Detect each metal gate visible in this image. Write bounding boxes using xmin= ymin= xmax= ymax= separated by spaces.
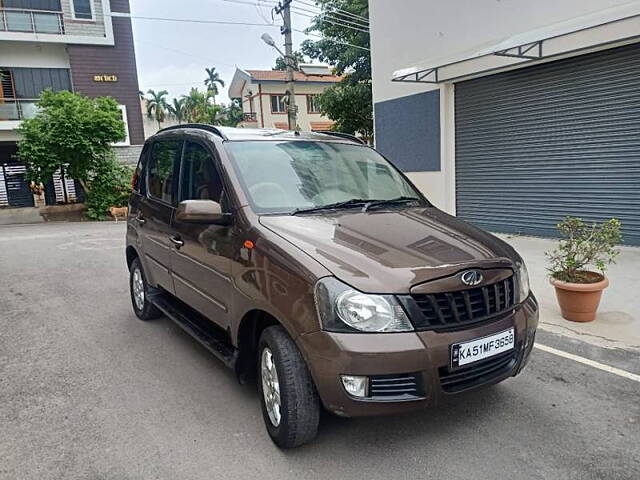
xmin=455 ymin=42 xmax=640 ymax=245
xmin=0 ymin=163 xmax=35 ymax=208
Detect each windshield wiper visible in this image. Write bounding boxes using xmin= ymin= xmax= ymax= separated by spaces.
xmin=291 ymin=198 xmax=370 ymax=215
xmin=362 ymin=196 xmax=422 ymax=212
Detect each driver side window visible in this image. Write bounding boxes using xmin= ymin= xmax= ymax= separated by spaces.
xmin=179 ymin=142 xmax=223 ymax=203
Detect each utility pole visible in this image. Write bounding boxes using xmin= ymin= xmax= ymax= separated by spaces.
xmin=275 ymin=0 xmax=298 ymax=130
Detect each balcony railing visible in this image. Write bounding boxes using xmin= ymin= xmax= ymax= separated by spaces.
xmin=0 ymin=99 xmax=39 ymax=121
xmin=0 ymin=8 xmax=64 ymax=35
xmin=243 ymin=112 xmax=258 ymax=122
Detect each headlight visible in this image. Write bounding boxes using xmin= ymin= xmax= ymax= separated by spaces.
xmin=314 ymin=277 xmax=413 ymax=333
xmin=516 ymin=260 xmax=530 ymax=302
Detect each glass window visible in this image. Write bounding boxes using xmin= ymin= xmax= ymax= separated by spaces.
xmin=72 ymin=0 xmax=93 ymax=19
xmin=307 ymin=95 xmax=321 ymax=114
xmin=33 ymin=13 xmax=62 ymax=33
xmin=147 ymin=140 xmax=181 ymax=204
xmin=179 ymin=142 xmax=223 ymax=202
xmin=225 ymin=141 xmax=421 ymax=214
xmin=5 ymin=11 xmax=32 ymax=31
xmin=270 ymin=95 xmax=287 ymax=113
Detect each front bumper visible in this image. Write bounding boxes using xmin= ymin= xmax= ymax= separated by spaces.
xmin=297 ymin=294 xmax=538 ymax=417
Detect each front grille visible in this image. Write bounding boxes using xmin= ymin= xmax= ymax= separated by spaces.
xmin=439 ymin=349 xmax=517 ymax=393
xmin=408 ymin=275 xmax=516 ymax=330
xmin=368 ymin=373 xmax=424 ymax=400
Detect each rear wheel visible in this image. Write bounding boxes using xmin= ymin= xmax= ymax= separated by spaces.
xmin=258 ymin=325 xmax=320 ymax=448
xmin=129 ymin=257 xmax=162 ymax=321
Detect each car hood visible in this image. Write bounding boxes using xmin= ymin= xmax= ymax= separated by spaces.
xmin=259 ymin=207 xmax=518 ymax=293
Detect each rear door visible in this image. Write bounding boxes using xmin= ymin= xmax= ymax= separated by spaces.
xmin=138 ymin=138 xmax=183 ymax=293
xmin=170 ymin=140 xmax=233 ymax=329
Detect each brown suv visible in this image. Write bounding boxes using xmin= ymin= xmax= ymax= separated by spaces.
xmin=126 ymin=125 xmax=538 ymax=448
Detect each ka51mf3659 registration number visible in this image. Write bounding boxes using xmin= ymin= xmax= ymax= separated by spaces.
xmin=450 ymin=328 xmax=515 ymax=368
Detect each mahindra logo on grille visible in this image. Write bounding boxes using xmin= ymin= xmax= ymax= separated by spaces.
xmin=461 ymin=270 xmax=483 ymax=287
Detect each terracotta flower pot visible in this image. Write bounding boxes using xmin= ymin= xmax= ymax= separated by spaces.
xmin=549 ymin=272 xmax=609 ymax=323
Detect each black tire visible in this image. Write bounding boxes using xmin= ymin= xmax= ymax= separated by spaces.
xmin=129 ymin=257 xmax=162 ymax=321
xmin=258 ymin=325 xmax=320 ymax=448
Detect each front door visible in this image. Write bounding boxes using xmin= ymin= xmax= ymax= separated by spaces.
xmin=170 ymin=140 xmax=233 ymax=329
xmin=139 ymin=139 xmax=182 ymax=293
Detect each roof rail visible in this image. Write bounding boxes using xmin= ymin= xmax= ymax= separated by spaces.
xmin=157 ymin=123 xmax=228 ymax=140
xmin=315 ymin=131 xmax=365 ymax=145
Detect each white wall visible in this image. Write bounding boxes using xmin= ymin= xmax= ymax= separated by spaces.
xmin=370 ymin=0 xmax=632 ymax=103
xmin=0 ymin=42 xmax=69 ymax=68
xmin=249 ymin=82 xmax=335 ymax=131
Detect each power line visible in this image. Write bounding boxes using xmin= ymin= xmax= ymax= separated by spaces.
xmin=289 ymin=9 xmax=369 ymax=33
xmin=294 ymin=0 xmax=369 ymax=23
xmin=290 ymin=4 xmax=369 ymax=30
xmin=293 ymin=28 xmax=369 ymax=51
xmin=215 ymin=0 xmax=369 ymax=33
xmin=291 ymin=0 xmax=368 ymax=27
xmin=107 ymin=13 xmax=274 ymax=27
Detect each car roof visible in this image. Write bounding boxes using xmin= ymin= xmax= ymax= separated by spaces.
xmin=153 ymin=124 xmax=364 ymax=145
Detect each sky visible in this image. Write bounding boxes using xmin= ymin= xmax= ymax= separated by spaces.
xmin=131 ymin=0 xmax=312 ymax=104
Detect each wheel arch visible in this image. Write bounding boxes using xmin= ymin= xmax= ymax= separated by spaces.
xmin=126 ymin=245 xmax=140 ymax=271
xmin=235 ymin=309 xmax=285 ymax=382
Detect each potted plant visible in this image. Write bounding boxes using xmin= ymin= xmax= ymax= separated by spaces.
xmin=546 ymin=217 xmax=622 ymax=322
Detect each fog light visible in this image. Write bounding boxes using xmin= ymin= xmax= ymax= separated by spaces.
xmin=341 ymin=375 xmax=368 ymax=398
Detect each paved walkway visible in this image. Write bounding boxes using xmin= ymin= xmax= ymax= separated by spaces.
xmin=497 ymin=233 xmax=640 ymax=351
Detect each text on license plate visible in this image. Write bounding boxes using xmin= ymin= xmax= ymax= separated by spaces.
xmin=451 ymin=328 xmax=515 ymax=367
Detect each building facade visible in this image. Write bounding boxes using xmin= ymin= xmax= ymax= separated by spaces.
xmin=228 ymin=65 xmax=339 ymax=131
xmin=370 ymin=0 xmax=640 ymax=245
xmin=0 ymin=0 xmax=143 ymax=208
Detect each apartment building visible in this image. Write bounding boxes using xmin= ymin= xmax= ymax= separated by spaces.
xmin=0 ymin=0 xmax=143 ymax=209
xmin=228 ymin=65 xmax=340 ymax=131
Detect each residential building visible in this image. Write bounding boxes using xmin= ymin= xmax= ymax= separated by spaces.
xmin=0 ymin=0 xmax=143 ymax=209
xmin=228 ymin=64 xmax=340 ymax=131
xmin=370 ymin=0 xmax=640 ymax=245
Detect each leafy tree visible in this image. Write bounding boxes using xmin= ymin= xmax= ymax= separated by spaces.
xmin=146 ymin=89 xmax=169 ymax=129
xmin=16 ymin=90 xmax=125 ymax=191
xmin=182 ymin=88 xmax=224 ymax=125
xmin=220 ymin=98 xmax=243 ymax=127
xmin=85 ymin=156 xmax=133 ymax=220
xmin=274 ymin=51 xmax=306 ymax=71
xmin=204 ymin=67 xmax=225 ymax=105
xmin=168 ymin=97 xmax=187 ymax=124
xmin=301 ymin=0 xmax=372 ymax=141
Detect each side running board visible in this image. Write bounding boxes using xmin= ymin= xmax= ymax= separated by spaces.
xmin=150 ymin=293 xmax=238 ymax=370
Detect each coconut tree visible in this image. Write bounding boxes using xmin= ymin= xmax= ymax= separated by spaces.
xmin=146 ymin=89 xmax=169 ymax=129
xmin=168 ymin=97 xmax=187 ymax=124
xmin=204 ymin=67 xmax=225 ymax=105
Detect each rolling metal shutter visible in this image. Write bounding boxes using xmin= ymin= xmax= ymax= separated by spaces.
xmin=455 ymin=42 xmax=640 ymax=245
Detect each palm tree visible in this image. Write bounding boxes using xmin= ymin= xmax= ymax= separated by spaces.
xmin=146 ymin=89 xmax=169 ymax=129
xmin=182 ymin=88 xmax=208 ymax=122
xmin=204 ymin=67 xmax=225 ymax=105
xmin=168 ymin=97 xmax=186 ymax=124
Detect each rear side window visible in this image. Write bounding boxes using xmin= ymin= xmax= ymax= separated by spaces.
xmin=179 ymin=142 xmax=223 ymax=202
xmin=147 ymin=140 xmax=182 ymax=204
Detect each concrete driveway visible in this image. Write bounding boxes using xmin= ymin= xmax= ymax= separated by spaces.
xmin=1 ymin=222 xmax=639 ymax=480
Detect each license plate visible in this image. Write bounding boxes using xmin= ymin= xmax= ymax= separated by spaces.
xmin=450 ymin=328 xmax=515 ymax=368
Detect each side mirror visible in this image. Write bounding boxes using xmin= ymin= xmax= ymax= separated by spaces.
xmin=175 ymin=200 xmax=232 ymax=225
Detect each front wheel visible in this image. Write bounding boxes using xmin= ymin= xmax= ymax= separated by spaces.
xmin=129 ymin=257 xmax=162 ymax=321
xmin=258 ymin=326 xmax=320 ymax=448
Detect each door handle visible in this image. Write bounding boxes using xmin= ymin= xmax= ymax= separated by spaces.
xmin=135 ymin=214 xmax=146 ymax=225
xmin=169 ymin=235 xmax=184 ymax=248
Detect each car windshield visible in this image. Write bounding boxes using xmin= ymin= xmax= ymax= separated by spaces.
xmin=225 ymin=141 xmax=423 ymax=214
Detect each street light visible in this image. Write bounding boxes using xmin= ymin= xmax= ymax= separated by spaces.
xmin=261 ymin=31 xmax=298 ymax=131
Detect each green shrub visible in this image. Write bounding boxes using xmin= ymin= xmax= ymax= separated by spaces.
xmin=546 ymin=216 xmax=623 ymax=283
xmin=85 ymin=156 xmax=133 ymax=220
